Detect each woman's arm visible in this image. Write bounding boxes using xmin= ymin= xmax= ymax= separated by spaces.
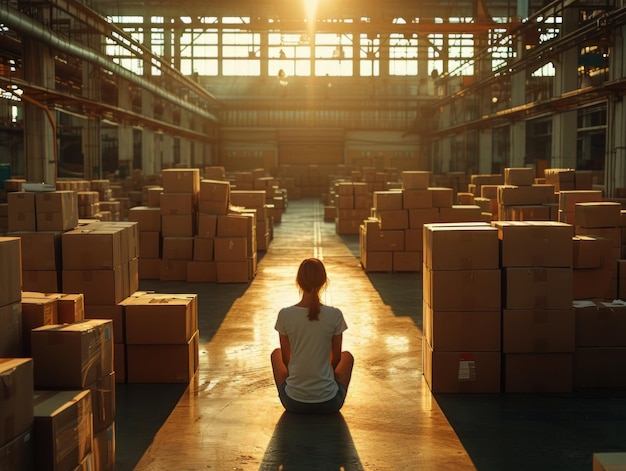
xmin=330 ymin=333 xmax=342 ymax=370
xmin=279 ymin=334 xmax=291 ymax=367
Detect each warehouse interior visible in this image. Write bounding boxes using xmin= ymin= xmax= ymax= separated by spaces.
xmin=2 ymin=0 xmax=626 ymax=470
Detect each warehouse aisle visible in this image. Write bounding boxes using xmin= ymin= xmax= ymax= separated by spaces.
xmin=117 ymin=198 xmax=476 ymax=470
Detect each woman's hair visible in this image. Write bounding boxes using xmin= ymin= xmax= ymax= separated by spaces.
xmin=296 ymin=258 xmax=327 ymax=321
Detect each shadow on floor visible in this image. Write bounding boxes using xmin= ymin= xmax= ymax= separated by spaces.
xmin=259 ymin=411 xmax=364 ymax=470
xmin=365 ymin=271 xmax=422 ymax=325
xmin=114 ymin=383 xmax=188 ymax=471
xmin=435 ymin=390 xmax=626 ymax=471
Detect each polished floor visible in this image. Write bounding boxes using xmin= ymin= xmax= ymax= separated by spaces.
xmin=115 ymin=198 xmax=626 ymax=471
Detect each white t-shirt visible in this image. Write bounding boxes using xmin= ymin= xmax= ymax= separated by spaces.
xmin=274 ymin=305 xmax=348 ymax=403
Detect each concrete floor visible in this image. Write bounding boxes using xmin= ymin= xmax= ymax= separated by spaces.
xmin=115 ymin=198 xmax=626 ymax=471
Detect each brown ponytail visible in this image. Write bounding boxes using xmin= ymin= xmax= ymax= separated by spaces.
xmin=296 ymin=258 xmax=328 ymax=321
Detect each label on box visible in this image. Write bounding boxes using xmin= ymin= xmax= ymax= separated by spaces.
xmin=458 ymin=353 xmax=476 ymax=381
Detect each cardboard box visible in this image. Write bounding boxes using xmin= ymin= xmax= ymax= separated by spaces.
xmin=86 ymin=372 xmax=115 ymax=434
xmin=377 ymin=209 xmax=409 ymax=230
xmin=558 ymin=190 xmax=603 ymax=212
xmin=493 ymin=221 xmax=573 ymax=267
xmin=31 ymin=319 xmax=114 ymax=389
xmin=575 ymin=348 xmax=626 ymax=389
xmin=575 ymin=201 xmax=622 ymax=228
xmin=424 ymin=223 xmax=499 ymax=270
xmin=573 ymin=235 xmax=613 ymax=268
xmin=424 ymin=267 xmax=501 ymax=311
xmin=57 ymin=293 xmax=85 ymax=324
xmin=402 ymin=189 xmax=433 ymax=209
xmin=127 ymin=330 xmax=199 ymax=383
xmin=200 ymin=179 xmax=230 ymax=202
xmin=22 ymin=270 xmax=60 ymax=293
xmin=92 ymin=424 xmax=115 ymax=471
xmin=84 ymin=304 xmax=125 ymax=345
xmin=197 ymin=214 xmax=217 ymax=238
xmin=497 ymin=184 xmax=556 ymax=206
xmin=35 ymin=191 xmax=78 ymax=232
xmin=161 ymin=214 xmax=195 ymax=238
xmin=361 ymin=251 xmax=392 ymax=272
xmin=33 ymin=389 xmax=93 ymax=471
xmin=159 ymin=259 xmax=187 ymax=281
xmin=0 ymin=237 xmax=21 ymax=306
xmin=363 ymin=221 xmax=404 ymax=251
xmin=139 ymin=231 xmax=161 ymax=259
xmin=214 ymin=237 xmax=248 ymax=261
xmin=63 ymin=268 xmax=124 ymax=305
xmin=503 ymin=204 xmax=551 ymax=221
xmin=0 ymin=358 xmax=34 ymax=447
xmin=187 ymin=260 xmax=217 ymax=282
xmin=573 ymin=266 xmax=614 ymax=300
xmin=162 ymin=168 xmax=200 ymax=194
xmin=7 ymin=191 xmax=36 ymax=231
xmin=128 ymin=206 xmax=161 ymax=232
xmin=408 ymin=207 xmax=439 ymax=229
xmin=422 ymin=340 xmax=501 ymax=393
xmin=402 ymin=171 xmax=431 ymax=190
xmin=373 ymin=191 xmax=403 ymax=210
xmin=424 ymin=302 xmax=501 ymax=352
xmin=392 ymin=251 xmax=421 ymax=272
xmin=504 ymin=267 xmax=572 ymax=310
xmin=217 ymin=260 xmax=250 ymax=283
xmin=62 ymin=225 xmax=123 ymax=270
xmin=428 ymin=187 xmax=454 ymax=208
xmin=0 ymin=428 xmax=34 ymax=471
xmin=159 ymin=192 xmax=196 ymax=216
xmin=198 ymin=199 xmax=229 ymax=216
xmin=438 ymin=205 xmax=483 ymax=223
xmin=193 ymin=237 xmax=214 ymax=261
xmin=138 ymin=258 xmax=161 ymax=280
xmin=0 ymin=302 xmax=21 ymax=357
xmin=504 ymin=353 xmax=572 ymax=393
xmin=21 ymin=294 xmax=59 ymax=354
xmin=122 ymin=294 xmax=196 ymax=344
xmin=162 ymin=237 xmax=194 ymax=261
xmin=504 ymin=167 xmax=535 ymax=186
xmin=502 ymin=309 xmax=575 ymax=353
xmin=229 ymin=190 xmax=266 ymax=208
xmin=12 ymin=231 xmax=61 ymax=270
xmin=575 ymin=300 xmax=626 ymax=347
xmin=593 ymin=453 xmax=626 ymax=471
xmin=217 ymin=214 xmax=250 ymax=238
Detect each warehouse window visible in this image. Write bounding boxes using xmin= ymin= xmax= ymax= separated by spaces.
xmin=448 ymin=33 xmax=474 ymax=76
xmin=359 ymin=33 xmax=379 ymax=77
xmin=268 ymin=33 xmax=311 ymax=77
xmin=389 ymin=33 xmax=418 ymax=76
xmin=314 ymin=33 xmax=353 ymax=76
xmin=222 ymin=30 xmax=260 ymax=76
xmin=180 ymin=29 xmax=219 ymax=76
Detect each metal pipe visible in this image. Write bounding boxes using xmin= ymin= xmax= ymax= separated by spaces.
xmin=0 ymin=2 xmax=219 ymax=123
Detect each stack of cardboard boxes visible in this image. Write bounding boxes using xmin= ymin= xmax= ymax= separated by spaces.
xmin=230 ymin=189 xmax=271 ymax=252
xmin=129 ymin=205 xmax=162 ymax=280
xmin=160 ymin=168 xmax=200 ymax=281
xmin=0 ymin=237 xmax=22 ymax=357
xmin=334 ymin=181 xmax=371 ymax=235
xmin=0 ymin=358 xmax=34 ymax=470
xmin=422 ymin=222 xmax=502 ymax=393
xmin=31 ymin=318 xmax=115 ymax=470
xmin=495 ymin=221 xmax=575 ymax=393
xmin=120 ymin=292 xmax=199 ymax=383
xmin=497 ymin=168 xmax=557 ymax=221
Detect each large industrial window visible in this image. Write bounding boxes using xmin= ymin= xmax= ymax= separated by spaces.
xmin=359 ymin=33 xmax=379 ymax=77
xmin=180 ymin=29 xmax=219 ymax=76
xmin=268 ymin=33 xmax=311 ymax=78
xmin=389 ymin=33 xmax=418 ymax=76
xmin=314 ymin=33 xmax=353 ymax=76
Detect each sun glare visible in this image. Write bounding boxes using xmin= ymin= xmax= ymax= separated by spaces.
xmin=304 ymin=0 xmax=318 ymax=23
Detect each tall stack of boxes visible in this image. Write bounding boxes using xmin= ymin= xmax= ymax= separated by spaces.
xmin=160 ymin=168 xmax=200 ymax=281
xmin=574 ymin=201 xmax=623 ymax=299
xmin=230 ymin=189 xmax=271 ymax=252
xmin=62 ymin=221 xmax=139 ymax=306
xmin=31 ymin=318 xmax=115 ymax=470
xmin=0 ymin=358 xmax=34 ymax=470
xmin=497 ymin=168 xmax=557 ymax=221
xmin=573 ymin=299 xmax=626 ymax=389
xmin=572 ymin=235 xmax=614 ymax=300
xmin=0 ymin=237 xmax=22 ymax=357
xmin=495 ymin=221 xmax=575 ymax=393
xmin=129 ymin=205 xmax=162 ymax=280
xmin=335 ymin=181 xmax=370 ymax=235
xmin=14 ymin=231 xmax=62 ymax=292
xmin=422 ymin=222 xmax=502 ymax=393
xmin=120 ymin=292 xmax=199 ymax=383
